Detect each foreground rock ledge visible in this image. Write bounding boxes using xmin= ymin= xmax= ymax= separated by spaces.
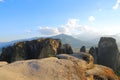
xmin=0 ymin=53 xmax=119 ymax=80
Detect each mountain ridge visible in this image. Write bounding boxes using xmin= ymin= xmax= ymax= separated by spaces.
xmin=1 ymin=33 xmax=120 ymax=52
xmin=0 ymin=34 xmax=94 ymax=52
xmin=51 ymin=34 xmax=94 ymax=48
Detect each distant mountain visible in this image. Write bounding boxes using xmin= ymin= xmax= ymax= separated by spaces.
xmin=74 ymin=32 xmax=102 ymax=41
xmin=51 ymin=34 xmax=94 ymax=48
xmin=75 ymin=33 xmax=120 ymax=48
xmin=1 ymin=33 xmax=120 ymax=53
xmin=0 ymin=34 xmax=96 ymax=52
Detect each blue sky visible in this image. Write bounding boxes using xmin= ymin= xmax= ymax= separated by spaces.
xmin=0 ymin=0 xmax=120 ymax=42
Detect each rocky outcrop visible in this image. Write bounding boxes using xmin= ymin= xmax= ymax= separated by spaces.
xmin=57 ymin=53 xmax=94 ymax=70
xmin=80 ymin=46 xmax=86 ymax=52
xmin=97 ymin=37 xmax=120 ymax=71
xmin=57 ymin=53 xmax=119 ymax=80
xmin=0 ymin=38 xmax=73 ymax=63
xmin=86 ymin=64 xmax=119 ymax=80
xmin=0 ymin=53 xmax=118 ymax=80
xmin=60 ymin=44 xmax=73 ymax=54
xmin=89 ymin=47 xmax=98 ymax=63
xmin=0 ymin=46 xmax=15 ymax=63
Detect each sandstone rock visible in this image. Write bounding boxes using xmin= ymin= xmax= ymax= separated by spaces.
xmin=38 ymin=38 xmax=62 ymax=58
xmin=98 ymin=37 xmax=120 ymax=71
xmin=0 ymin=61 xmax=8 ymax=67
xmin=56 ymin=53 xmax=88 ymax=69
xmin=86 ymin=64 xmax=119 ymax=80
xmin=0 ymin=57 xmax=87 ymax=80
xmin=71 ymin=52 xmax=94 ymax=69
xmin=0 ymin=53 xmax=118 ymax=80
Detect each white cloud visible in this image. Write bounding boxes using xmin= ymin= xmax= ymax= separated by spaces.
xmin=38 ymin=27 xmax=60 ymax=36
xmin=27 ymin=18 xmax=120 ymax=40
xmin=113 ymin=0 xmax=120 ymax=10
xmin=36 ymin=19 xmax=98 ymax=36
xmin=88 ymin=16 xmax=95 ymax=22
xmin=58 ymin=26 xmax=70 ymax=34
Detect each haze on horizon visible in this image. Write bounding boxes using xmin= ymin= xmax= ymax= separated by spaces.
xmin=0 ymin=0 xmax=120 ymax=42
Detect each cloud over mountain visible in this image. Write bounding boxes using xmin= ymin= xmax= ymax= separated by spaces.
xmin=26 ymin=18 xmax=120 ymax=40
xmin=37 ymin=19 xmax=98 ymax=36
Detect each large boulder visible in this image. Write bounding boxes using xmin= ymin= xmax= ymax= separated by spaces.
xmin=57 ymin=53 xmax=119 ymax=80
xmin=0 ymin=53 xmax=118 ymax=80
xmin=71 ymin=52 xmax=94 ymax=69
xmin=97 ymin=37 xmax=120 ymax=71
xmin=86 ymin=64 xmax=119 ymax=80
xmin=0 ymin=38 xmax=65 ymax=63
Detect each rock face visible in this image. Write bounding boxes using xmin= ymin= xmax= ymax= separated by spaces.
xmin=80 ymin=46 xmax=86 ymax=52
xmin=0 ymin=46 xmax=15 ymax=63
xmin=60 ymin=44 xmax=73 ymax=54
xmin=57 ymin=52 xmax=94 ymax=72
xmin=89 ymin=47 xmax=98 ymax=63
xmin=98 ymin=37 xmax=120 ymax=71
xmin=0 ymin=38 xmax=73 ymax=63
xmin=0 ymin=53 xmax=118 ymax=80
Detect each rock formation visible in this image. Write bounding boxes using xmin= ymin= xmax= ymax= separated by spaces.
xmin=0 ymin=38 xmax=72 ymax=63
xmin=89 ymin=47 xmax=98 ymax=63
xmin=80 ymin=46 xmax=86 ymax=52
xmin=97 ymin=37 xmax=120 ymax=71
xmin=60 ymin=44 xmax=73 ymax=54
xmin=0 ymin=53 xmax=118 ymax=80
xmin=57 ymin=53 xmax=119 ymax=80
xmin=0 ymin=46 xmax=15 ymax=63
xmin=57 ymin=52 xmax=94 ymax=70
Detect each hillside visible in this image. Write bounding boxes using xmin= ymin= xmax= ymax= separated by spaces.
xmin=51 ymin=34 xmax=94 ymax=48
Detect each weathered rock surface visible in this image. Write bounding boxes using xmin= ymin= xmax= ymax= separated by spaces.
xmin=71 ymin=52 xmax=94 ymax=69
xmin=0 ymin=61 xmax=8 ymax=67
xmin=0 ymin=53 xmax=118 ymax=80
xmin=98 ymin=37 xmax=120 ymax=71
xmin=0 ymin=38 xmax=72 ymax=63
xmin=86 ymin=64 xmax=119 ymax=80
xmin=57 ymin=53 xmax=119 ymax=80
